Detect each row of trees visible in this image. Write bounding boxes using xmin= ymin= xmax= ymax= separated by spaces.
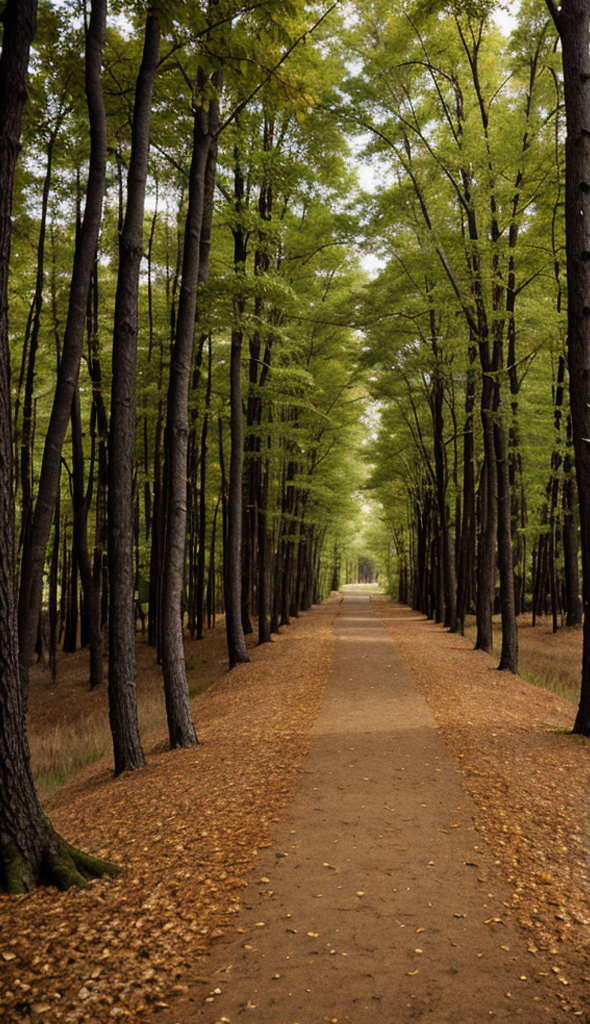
xmin=353 ymin=0 xmax=590 ymax=733
xmin=0 ymin=0 xmax=366 ymax=891
xmin=2 ymin=0 xmax=590 ymax=894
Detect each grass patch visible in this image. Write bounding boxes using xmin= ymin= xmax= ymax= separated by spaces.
xmin=30 ymin=722 xmax=110 ymax=801
xmin=519 ymin=668 xmax=579 ymax=705
xmin=463 ymin=613 xmax=582 ymax=706
xmin=30 ymin=686 xmax=168 ymax=801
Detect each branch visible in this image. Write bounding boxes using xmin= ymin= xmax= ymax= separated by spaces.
xmin=544 ymin=0 xmax=561 ymax=32
xmin=217 ymin=1 xmax=340 ymax=136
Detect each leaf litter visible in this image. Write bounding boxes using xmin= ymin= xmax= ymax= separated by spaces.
xmin=4 ymin=594 xmax=590 ymax=1020
xmin=0 ymin=604 xmax=336 ymax=1023
xmin=373 ymin=597 xmax=590 ymax=1016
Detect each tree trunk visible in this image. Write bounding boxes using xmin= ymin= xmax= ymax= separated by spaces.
xmin=206 ymin=499 xmax=219 ymax=630
xmin=16 ymin=134 xmax=54 ymax=561
xmin=257 ymin=454 xmax=271 ymax=644
xmin=196 ymin=337 xmax=212 ymax=640
xmin=0 ymin=0 xmax=117 ymax=893
xmin=108 ymin=11 xmax=161 ymax=773
xmin=457 ymin=343 xmax=477 ymax=632
xmin=563 ymin=445 xmax=581 ymax=625
xmin=17 ymin=0 xmax=107 ymax=701
xmin=494 ymin=417 xmax=519 ymax=671
xmin=475 ymin=376 xmax=497 ymax=653
xmin=547 ymin=0 xmax=590 ymax=731
xmin=430 ymin=338 xmax=457 ymax=632
xmin=162 ymin=79 xmax=221 ymax=740
xmin=226 ymin=320 xmax=251 ymax=665
xmin=71 ymin=387 xmax=103 ymax=685
xmin=225 ymin=146 xmax=250 ymax=668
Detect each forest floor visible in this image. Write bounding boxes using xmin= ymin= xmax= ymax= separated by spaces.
xmin=1 ymin=594 xmax=590 ymax=1023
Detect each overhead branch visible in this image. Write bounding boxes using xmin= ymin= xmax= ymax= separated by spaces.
xmin=217 ymin=1 xmax=340 ymax=136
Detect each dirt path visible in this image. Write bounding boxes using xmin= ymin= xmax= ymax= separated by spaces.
xmin=154 ymin=592 xmax=563 ymax=1023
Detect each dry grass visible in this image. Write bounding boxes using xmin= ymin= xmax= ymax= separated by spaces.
xmin=26 ymin=626 xmax=233 ymax=801
xmin=28 ymin=609 xmax=584 ymax=801
xmin=463 ymin=612 xmax=583 ymax=704
xmin=29 ymin=688 xmax=169 ymax=801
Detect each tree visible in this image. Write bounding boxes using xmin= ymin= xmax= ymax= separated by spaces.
xmin=108 ymin=8 xmax=161 ymax=773
xmin=17 ymin=0 xmax=108 ymax=699
xmin=0 ymin=0 xmax=117 ymax=893
xmin=161 ymin=60 xmax=222 ymax=742
xmin=545 ymin=0 xmax=590 ymax=734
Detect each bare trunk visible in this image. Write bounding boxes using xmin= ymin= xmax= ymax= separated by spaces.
xmin=225 ymin=146 xmax=250 ymax=668
xmin=71 ymin=387 xmax=103 ymax=685
xmin=18 ymin=0 xmax=107 ymax=700
xmin=108 ymin=11 xmax=161 ymax=772
xmin=475 ymin=380 xmax=496 ymax=653
xmin=0 ymin=0 xmax=117 ymax=893
xmin=162 ymin=80 xmax=221 ymax=740
xmin=548 ymin=0 xmax=590 ymax=732
xmin=494 ymin=417 xmax=518 ymax=671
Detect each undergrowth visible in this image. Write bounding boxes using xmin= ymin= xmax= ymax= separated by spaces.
xmin=519 ymin=668 xmax=579 ymax=705
xmin=464 ymin=612 xmax=582 ymax=707
xmin=30 ymin=689 xmax=167 ymax=801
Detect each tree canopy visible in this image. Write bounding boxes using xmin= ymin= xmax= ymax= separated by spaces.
xmin=1 ymin=0 xmax=590 ymax=892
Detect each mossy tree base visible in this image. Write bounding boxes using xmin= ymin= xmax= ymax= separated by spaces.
xmin=3 ymin=825 xmax=120 ymax=895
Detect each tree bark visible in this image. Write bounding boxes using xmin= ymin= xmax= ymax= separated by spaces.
xmin=475 ymin=381 xmax=496 ymax=654
xmin=457 ymin=343 xmax=477 ymax=632
xmin=196 ymin=337 xmax=212 ymax=641
xmin=16 ymin=134 xmax=54 ymax=560
xmin=563 ymin=442 xmax=581 ymax=625
xmin=108 ymin=11 xmax=161 ymax=773
xmin=225 ymin=145 xmax=250 ymax=668
xmin=494 ymin=416 xmax=519 ymax=671
xmin=0 ymin=0 xmax=118 ymax=893
xmin=17 ymin=0 xmax=107 ymax=701
xmin=547 ymin=0 xmax=590 ymax=732
xmin=161 ymin=75 xmax=222 ymax=741
xmin=71 ymin=387 xmax=103 ymax=685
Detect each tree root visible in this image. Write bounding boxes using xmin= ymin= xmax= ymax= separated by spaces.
xmin=3 ymin=826 xmax=120 ymax=894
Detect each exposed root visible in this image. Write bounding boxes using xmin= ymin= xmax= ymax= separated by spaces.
xmin=2 ymin=826 xmax=120 ymax=894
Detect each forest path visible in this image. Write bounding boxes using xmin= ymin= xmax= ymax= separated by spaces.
xmin=158 ymin=591 xmax=554 ymax=1023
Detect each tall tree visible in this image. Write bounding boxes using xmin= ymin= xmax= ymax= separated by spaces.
xmin=108 ymin=8 xmax=161 ymax=773
xmin=545 ymin=0 xmax=590 ymax=734
xmin=0 ymin=0 xmax=116 ymax=893
xmin=161 ymin=62 xmax=223 ymax=744
xmin=17 ymin=0 xmax=108 ymax=698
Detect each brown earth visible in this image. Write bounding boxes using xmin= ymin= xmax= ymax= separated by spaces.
xmin=1 ymin=594 xmax=589 ymax=1023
